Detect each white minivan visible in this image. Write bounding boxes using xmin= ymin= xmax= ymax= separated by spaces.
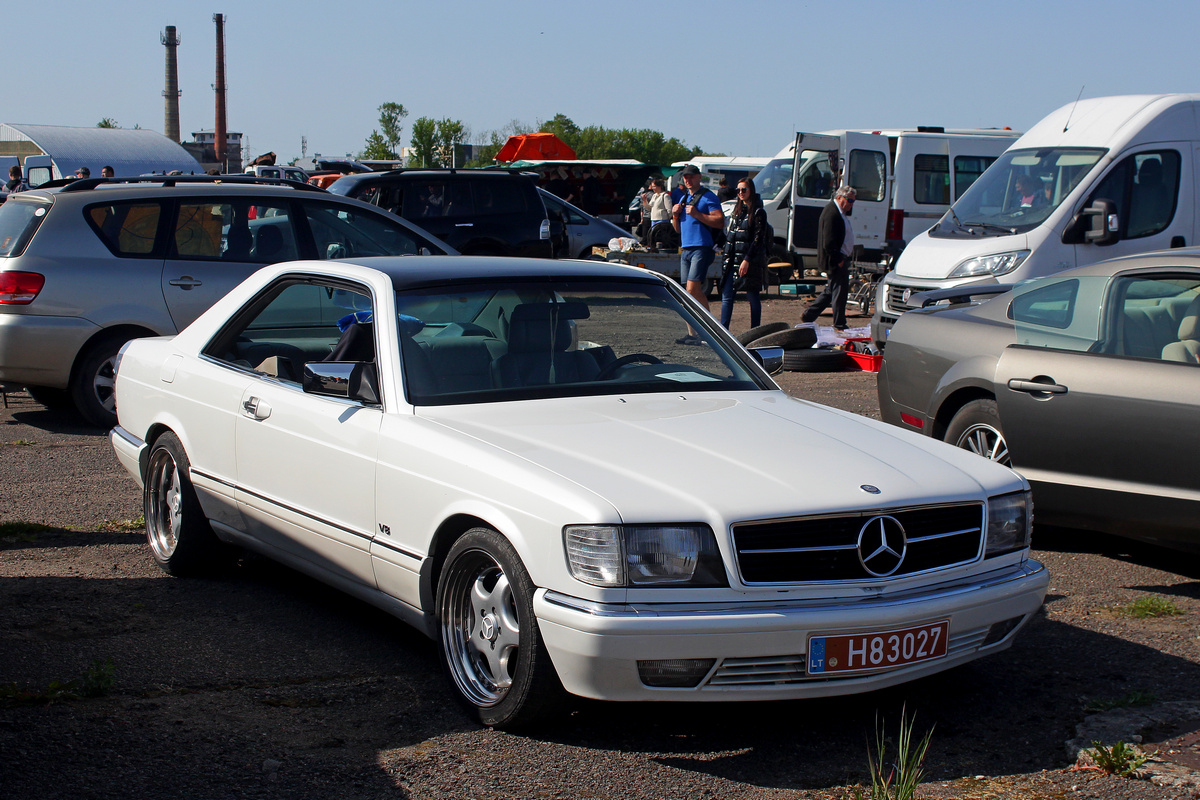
xmin=873 ymin=94 xmax=1200 ymax=346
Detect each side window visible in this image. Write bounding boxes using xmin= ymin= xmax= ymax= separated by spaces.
xmin=848 ymin=150 xmax=886 ymax=202
xmin=913 ymin=154 xmax=950 ymax=204
xmin=173 ymin=201 xmax=299 ymax=263
xmin=1088 ymin=150 xmax=1181 ymax=240
xmin=1127 ymin=152 xmax=1180 ymax=239
xmin=1011 ymin=278 xmax=1079 ymax=330
xmin=476 ymin=181 xmax=528 ymax=216
xmin=86 ymin=202 xmax=162 ymax=256
xmin=406 ymin=182 xmax=449 ymax=218
xmin=1114 ymin=275 xmax=1200 ymax=362
xmin=204 ymin=281 xmax=375 ymax=381
xmin=444 ymin=182 xmax=474 ymax=217
xmin=796 ymin=151 xmax=835 ymax=199
xmin=302 ymin=201 xmax=431 ymax=259
xmin=953 ymin=156 xmax=997 ymax=200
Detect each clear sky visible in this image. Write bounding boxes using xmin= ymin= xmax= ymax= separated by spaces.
xmin=9 ymin=0 xmax=1200 ymax=164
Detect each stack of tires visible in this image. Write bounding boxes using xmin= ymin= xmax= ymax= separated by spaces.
xmin=736 ymin=322 xmax=851 ymax=372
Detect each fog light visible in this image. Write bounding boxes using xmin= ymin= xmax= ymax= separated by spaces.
xmin=982 ymin=615 xmax=1025 ymax=646
xmin=637 ymin=658 xmax=716 ymax=688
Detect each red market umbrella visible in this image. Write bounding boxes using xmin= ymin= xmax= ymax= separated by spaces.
xmin=495 ymin=133 xmax=576 ymax=163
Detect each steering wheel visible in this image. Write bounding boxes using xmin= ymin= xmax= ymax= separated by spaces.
xmin=596 ymin=353 xmax=662 ymax=380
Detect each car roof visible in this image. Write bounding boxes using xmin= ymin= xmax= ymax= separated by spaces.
xmin=332 ymin=169 xmax=539 ymax=187
xmin=316 ymin=255 xmax=664 ymax=290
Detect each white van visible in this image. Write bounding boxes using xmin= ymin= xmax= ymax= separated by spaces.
xmin=873 ymin=94 xmax=1200 ymax=346
xmin=670 ymin=157 xmax=770 ymax=193
xmin=777 ymin=128 xmax=1020 ymax=267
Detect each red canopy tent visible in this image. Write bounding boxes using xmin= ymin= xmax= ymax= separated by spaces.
xmin=494 ymin=132 xmax=577 ymax=163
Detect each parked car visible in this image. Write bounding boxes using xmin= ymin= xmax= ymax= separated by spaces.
xmin=110 ymin=254 xmax=1047 ymax=729
xmin=328 ymin=169 xmax=554 ymax=258
xmin=877 ymin=249 xmax=1200 ymax=551
xmin=243 ymin=164 xmax=309 ymax=183
xmin=0 ymin=175 xmax=452 ymax=427
xmin=538 ymin=188 xmax=631 ymax=259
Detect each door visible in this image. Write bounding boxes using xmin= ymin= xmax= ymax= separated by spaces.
xmin=224 ymin=279 xmax=384 ymax=583
xmin=994 ymin=269 xmax=1200 ymax=545
xmin=23 ymin=155 xmax=54 ymax=187
xmin=1072 ymin=146 xmax=1193 ymax=265
xmin=788 ymin=132 xmax=890 ymax=260
xmin=162 ymin=197 xmax=304 ymax=330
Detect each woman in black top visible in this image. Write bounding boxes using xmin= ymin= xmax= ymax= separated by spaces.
xmin=719 ymin=179 xmax=769 ymax=329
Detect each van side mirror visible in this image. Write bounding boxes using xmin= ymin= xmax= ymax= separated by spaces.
xmin=1063 ymin=199 xmax=1119 ymax=246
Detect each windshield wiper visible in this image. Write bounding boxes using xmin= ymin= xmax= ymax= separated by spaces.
xmin=962 ymin=221 xmax=1018 ymax=235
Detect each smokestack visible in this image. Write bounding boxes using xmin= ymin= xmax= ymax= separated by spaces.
xmin=214 ymin=13 xmax=227 ymax=169
xmin=161 ymin=26 xmax=181 ymax=144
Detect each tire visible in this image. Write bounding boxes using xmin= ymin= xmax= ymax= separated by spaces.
xmin=781 ymin=348 xmax=851 ymax=372
xmin=735 ymin=322 xmax=789 ymax=346
xmin=25 ymin=385 xmax=73 ymax=409
xmin=437 ymin=528 xmax=565 ymax=729
xmin=944 ymin=399 xmax=1010 ymax=465
xmin=143 ymin=432 xmax=228 ymax=576
xmin=748 ymin=327 xmax=818 ymax=350
xmin=69 ymin=333 xmax=131 ymax=429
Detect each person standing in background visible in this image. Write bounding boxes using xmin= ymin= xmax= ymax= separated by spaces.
xmin=671 ymin=164 xmax=725 ymax=343
xmin=800 ymin=185 xmax=856 ymax=331
xmin=719 ymin=179 xmax=768 ymax=330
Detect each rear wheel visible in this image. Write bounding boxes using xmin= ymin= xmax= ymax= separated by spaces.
xmin=143 ymin=432 xmax=228 ymax=576
xmin=944 ymin=399 xmax=1009 ymax=465
xmin=437 ymin=528 xmax=565 ymax=729
xmin=70 ymin=333 xmax=132 ymax=429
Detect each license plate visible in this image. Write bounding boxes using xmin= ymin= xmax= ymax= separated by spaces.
xmin=807 ymin=620 xmax=949 ymax=675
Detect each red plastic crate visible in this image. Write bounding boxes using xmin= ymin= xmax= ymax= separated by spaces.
xmin=843 ymin=338 xmax=883 ymax=372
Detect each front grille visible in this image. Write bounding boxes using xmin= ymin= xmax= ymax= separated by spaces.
xmin=887 ymin=282 xmax=927 ymax=312
xmin=732 ymin=503 xmax=983 ymax=584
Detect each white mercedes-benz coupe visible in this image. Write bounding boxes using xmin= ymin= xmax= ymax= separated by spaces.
xmin=111 ymin=255 xmax=1047 ymax=728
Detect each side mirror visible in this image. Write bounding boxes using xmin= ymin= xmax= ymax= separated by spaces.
xmin=302 ymin=361 xmax=380 ymax=405
xmin=748 ymin=345 xmax=785 ymax=375
xmin=1063 ymin=199 xmax=1119 ymax=246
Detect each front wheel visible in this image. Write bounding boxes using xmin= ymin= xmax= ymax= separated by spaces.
xmin=944 ymin=399 xmax=1009 ymax=465
xmin=437 ymin=528 xmax=565 ymax=729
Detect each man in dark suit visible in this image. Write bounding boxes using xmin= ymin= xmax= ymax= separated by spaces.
xmin=801 ymin=185 xmax=857 ymax=330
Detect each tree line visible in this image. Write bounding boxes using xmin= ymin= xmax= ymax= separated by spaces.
xmin=359 ymin=103 xmax=712 ymax=168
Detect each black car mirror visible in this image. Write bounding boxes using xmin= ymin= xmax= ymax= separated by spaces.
xmin=302 ymin=362 xmax=380 ymax=405
xmin=1063 ymin=198 xmax=1119 ymax=245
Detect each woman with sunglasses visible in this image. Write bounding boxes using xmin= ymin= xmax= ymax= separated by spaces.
xmin=718 ymin=179 xmax=769 ymax=329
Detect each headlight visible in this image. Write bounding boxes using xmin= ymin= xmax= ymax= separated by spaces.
xmin=948 ymin=250 xmax=1030 ymax=279
xmin=564 ymin=524 xmax=727 ymax=587
xmin=985 ymin=491 xmax=1032 ymax=558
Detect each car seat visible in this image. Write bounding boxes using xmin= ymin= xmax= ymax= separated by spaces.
xmin=1161 ymin=296 xmax=1200 ymax=364
xmin=491 ymin=303 xmax=599 ymax=388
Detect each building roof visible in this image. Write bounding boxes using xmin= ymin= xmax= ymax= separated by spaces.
xmin=0 ymin=123 xmax=204 ymax=175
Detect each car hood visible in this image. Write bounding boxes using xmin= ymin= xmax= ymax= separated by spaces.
xmin=420 ymin=391 xmax=1024 ymax=523
xmin=896 ymin=230 xmax=1031 ymax=281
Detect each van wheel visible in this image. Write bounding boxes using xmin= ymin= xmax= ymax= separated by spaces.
xmin=70 ymin=333 xmax=132 ymax=429
xmin=944 ymin=399 xmax=1009 ymax=465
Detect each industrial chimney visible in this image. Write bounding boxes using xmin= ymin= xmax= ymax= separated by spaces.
xmin=214 ymin=13 xmax=227 ymax=170
xmin=161 ymin=26 xmax=181 ymax=144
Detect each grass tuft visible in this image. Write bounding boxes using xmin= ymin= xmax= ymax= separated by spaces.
xmin=1116 ymin=596 xmax=1184 ymax=619
xmin=0 ymin=659 xmax=115 ymax=707
xmin=1088 ymin=740 xmax=1153 ymax=777
xmin=849 ymin=705 xmax=934 ymax=800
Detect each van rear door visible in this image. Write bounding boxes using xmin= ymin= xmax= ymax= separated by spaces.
xmin=788 ymin=132 xmax=891 ymax=261
xmin=23 ymin=156 xmax=54 ymax=187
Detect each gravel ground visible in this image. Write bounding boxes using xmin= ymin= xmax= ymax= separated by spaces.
xmin=2 ymin=295 xmax=1199 ymax=799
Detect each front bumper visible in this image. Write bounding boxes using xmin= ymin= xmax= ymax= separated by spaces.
xmin=534 ymin=559 xmax=1047 ymax=701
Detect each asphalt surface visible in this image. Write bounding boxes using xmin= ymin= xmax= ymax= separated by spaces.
xmin=2 ymin=296 xmax=1199 ymax=799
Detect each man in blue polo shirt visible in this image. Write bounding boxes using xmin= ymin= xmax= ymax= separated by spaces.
xmin=671 ymin=164 xmax=724 ymax=344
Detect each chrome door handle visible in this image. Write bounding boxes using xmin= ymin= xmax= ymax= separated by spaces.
xmin=455 ymin=222 xmax=474 ymax=227
xmin=169 ymin=276 xmax=203 ymax=289
xmin=241 ymin=396 xmax=272 ymax=420
xmin=1007 ymin=378 xmax=1067 ymax=395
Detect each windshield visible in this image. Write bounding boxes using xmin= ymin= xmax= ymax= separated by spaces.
xmin=931 ymin=147 xmax=1106 ymax=237
xmin=752 ymin=158 xmax=793 ymax=202
xmin=394 ymin=279 xmax=766 ymax=405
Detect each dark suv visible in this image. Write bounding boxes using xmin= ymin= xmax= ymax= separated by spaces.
xmin=0 ymin=176 xmax=452 ymax=427
xmin=328 ymin=169 xmax=553 ymax=258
